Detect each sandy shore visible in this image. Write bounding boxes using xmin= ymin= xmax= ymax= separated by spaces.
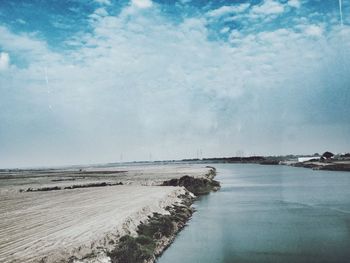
xmin=0 ymin=163 xmax=214 ymax=263
xmin=290 ymin=160 xmax=350 ymax=171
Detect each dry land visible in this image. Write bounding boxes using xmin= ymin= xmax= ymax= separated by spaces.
xmin=0 ymin=163 xmax=217 ymax=263
xmin=291 ymin=160 xmax=350 ymax=171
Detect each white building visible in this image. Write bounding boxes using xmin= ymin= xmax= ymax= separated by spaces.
xmin=298 ymin=156 xmax=319 ymax=162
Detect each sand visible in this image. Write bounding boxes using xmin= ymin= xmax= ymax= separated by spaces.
xmin=0 ymin=163 xmax=209 ymax=193
xmin=0 ymin=163 xmax=210 ymax=263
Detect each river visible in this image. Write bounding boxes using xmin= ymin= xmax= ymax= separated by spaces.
xmin=158 ymin=164 xmax=350 ymax=263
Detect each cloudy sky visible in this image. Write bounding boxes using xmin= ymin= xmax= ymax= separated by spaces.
xmin=0 ymin=0 xmax=349 ymax=167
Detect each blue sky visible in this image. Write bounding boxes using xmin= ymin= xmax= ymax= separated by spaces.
xmin=0 ymin=0 xmax=349 ymax=167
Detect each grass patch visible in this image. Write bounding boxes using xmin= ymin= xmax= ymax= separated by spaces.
xmin=162 ymin=175 xmax=220 ymax=195
xmin=138 ymin=214 xmax=175 ymax=238
xmin=108 ymin=204 xmax=194 ymax=263
xmin=108 ymin=235 xmax=154 ymax=263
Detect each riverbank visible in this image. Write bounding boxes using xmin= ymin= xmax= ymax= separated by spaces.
xmin=0 ymin=164 xmax=218 ymax=263
xmin=106 ymin=191 xmax=195 ymax=263
xmin=291 ymin=160 xmax=350 ymax=172
xmin=162 ymin=166 xmax=220 ymax=195
xmin=76 ymin=166 xmax=219 ymax=263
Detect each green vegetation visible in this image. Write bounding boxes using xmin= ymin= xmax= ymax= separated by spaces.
xmin=108 ymin=168 xmax=219 ymax=263
xmin=108 ymin=235 xmax=154 ymax=263
xmin=162 ymin=175 xmax=220 ymax=195
xmin=205 ymin=166 xmax=216 ymax=179
xmin=108 ymin=204 xmax=194 ymax=263
xmin=21 ymin=182 xmax=123 ymax=192
xmin=138 ymin=213 xmax=175 ymax=238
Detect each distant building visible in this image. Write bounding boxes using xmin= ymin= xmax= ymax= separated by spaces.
xmin=321 ymin=151 xmax=334 ymax=160
xmin=298 ymin=156 xmax=320 ymax=162
xmin=340 ymin=153 xmax=350 ymax=158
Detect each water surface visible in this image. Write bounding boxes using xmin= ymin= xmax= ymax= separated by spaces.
xmin=158 ymin=164 xmax=350 ymax=263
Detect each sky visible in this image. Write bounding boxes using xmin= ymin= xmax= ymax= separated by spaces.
xmin=0 ymin=0 xmax=349 ymax=168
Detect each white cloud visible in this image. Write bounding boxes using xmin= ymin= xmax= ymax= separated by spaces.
xmin=95 ymin=0 xmax=111 ymax=5
xmin=220 ymin=27 xmax=230 ymax=34
xmin=304 ymin=25 xmax=324 ymax=37
xmin=16 ymin=19 xmax=27 ymax=24
xmin=207 ymin=4 xmax=250 ymax=18
xmin=288 ymin=0 xmax=301 ymax=9
xmin=132 ymin=0 xmax=153 ymax=9
xmin=90 ymin=7 xmax=109 ymax=20
xmin=0 ymin=52 xmax=10 ymax=71
xmin=0 ymin=26 xmax=57 ymax=63
xmin=95 ymin=8 xmax=108 ymax=16
xmin=251 ymin=0 xmax=285 ymax=16
xmin=1 ymin=3 xmax=349 ymax=166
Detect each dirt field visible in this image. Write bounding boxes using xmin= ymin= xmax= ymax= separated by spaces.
xmin=0 ymin=163 xmax=209 ymax=193
xmin=0 ymin=163 xmax=210 ymax=263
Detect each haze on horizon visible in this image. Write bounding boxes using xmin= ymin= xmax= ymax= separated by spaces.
xmin=0 ymin=0 xmax=349 ymax=168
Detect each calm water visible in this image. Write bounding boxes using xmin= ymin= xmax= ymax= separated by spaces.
xmin=158 ymin=164 xmax=350 ymax=263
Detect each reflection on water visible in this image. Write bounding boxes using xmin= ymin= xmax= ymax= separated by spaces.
xmin=158 ymin=164 xmax=350 ymax=263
